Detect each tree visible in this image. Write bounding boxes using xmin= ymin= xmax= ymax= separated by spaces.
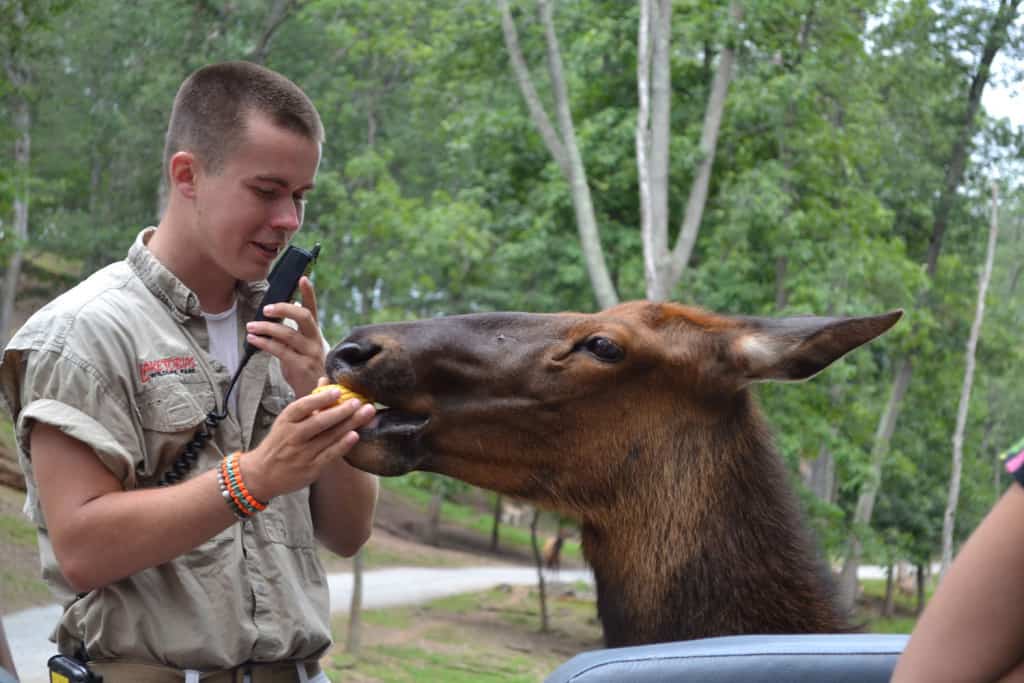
xmin=497 ymin=0 xmax=617 ymax=307
xmin=837 ymin=0 xmax=1022 ymax=611
xmin=499 ymin=0 xmax=741 ymax=306
xmin=529 ymin=507 xmax=550 ymax=633
xmin=940 ymin=181 xmax=1000 ymax=579
xmin=345 ymin=547 xmax=364 ymax=654
xmin=0 ymin=1 xmax=69 ymax=346
xmin=490 ymin=493 xmax=503 ymax=552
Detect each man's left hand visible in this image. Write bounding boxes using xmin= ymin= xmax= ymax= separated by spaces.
xmin=245 ymin=276 xmax=326 ymax=397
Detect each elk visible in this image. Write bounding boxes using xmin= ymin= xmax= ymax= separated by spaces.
xmin=327 ymin=301 xmax=902 ymax=647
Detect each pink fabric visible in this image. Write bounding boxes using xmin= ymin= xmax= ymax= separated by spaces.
xmin=1005 ymin=450 xmax=1024 ymax=474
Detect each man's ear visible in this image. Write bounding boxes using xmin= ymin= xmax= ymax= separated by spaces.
xmin=168 ymin=151 xmax=198 ymax=200
xmin=730 ymin=310 xmax=903 ymax=383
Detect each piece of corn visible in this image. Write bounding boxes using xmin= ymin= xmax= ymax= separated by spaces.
xmin=312 ymin=383 xmax=369 ymax=405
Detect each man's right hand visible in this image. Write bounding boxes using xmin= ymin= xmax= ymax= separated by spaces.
xmin=241 ymin=387 xmax=376 ymax=502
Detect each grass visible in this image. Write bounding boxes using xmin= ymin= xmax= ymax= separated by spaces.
xmin=857 ymin=577 xmax=930 ymax=634
xmin=0 ymin=514 xmax=36 ymax=546
xmin=325 ymin=575 xmax=921 ymax=683
xmin=362 ymin=606 xmax=416 ymax=630
xmin=0 ymin=486 xmax=52 ymax=611
xmin=379 ymin=477 xmax=583 ymax=564
xmin=0 ymin=413 xmax=15 ymax=454
xmin=325 ymin=584 xmax=603 ymax=682
xmin=358 ymin=543 xmax=467 ymax=569
xmin=332 ymin=644 xmax=540 ymax=683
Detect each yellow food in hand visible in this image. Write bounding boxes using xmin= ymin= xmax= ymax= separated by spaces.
xmin=312 ymin=383 xmax=368 ymax=405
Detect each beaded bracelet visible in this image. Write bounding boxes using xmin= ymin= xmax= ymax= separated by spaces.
xmin=218 ymin=454 xmax=270 ymax=518
xmin=217 ymin=460 xmax=248 ymax=520
xmin=217 ymin=453 xmax=269 ymax=519
xmin=228 ymin=452 xmax=268 ymax=513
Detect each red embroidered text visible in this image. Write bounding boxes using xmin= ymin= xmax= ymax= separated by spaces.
xmin=139 ymin=356 xmax=197 ymax=383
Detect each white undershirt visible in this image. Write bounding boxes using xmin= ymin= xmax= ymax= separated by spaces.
xmin=202 ymin=300 xmax=240 ymax=414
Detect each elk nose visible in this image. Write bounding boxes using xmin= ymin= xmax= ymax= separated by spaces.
xmin=327 ymin=340 xmax=381 ymax=372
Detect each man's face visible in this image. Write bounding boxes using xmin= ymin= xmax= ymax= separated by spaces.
xmin=192 ymin=112 xmax=321 ymax=282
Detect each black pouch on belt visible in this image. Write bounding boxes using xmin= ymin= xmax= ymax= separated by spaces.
xmin=47 ymin=654 xmax=104 ymax=682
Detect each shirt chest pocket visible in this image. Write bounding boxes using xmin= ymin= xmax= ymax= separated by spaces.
xmin=251 ymin=386 xmax=291 ymax=447
xmin=135 ymin=381 xmax=213 ymax=480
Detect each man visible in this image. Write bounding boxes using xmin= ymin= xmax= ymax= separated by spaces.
xmin=0 ymin=61 xmax=376 ymax=682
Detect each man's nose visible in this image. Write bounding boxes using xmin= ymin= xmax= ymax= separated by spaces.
xmin=273 ymin=198 xmax=302 ymax=232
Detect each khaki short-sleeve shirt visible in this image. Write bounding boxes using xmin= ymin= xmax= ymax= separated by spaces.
xmin=0 ymin=228 xmax=331 ymax=669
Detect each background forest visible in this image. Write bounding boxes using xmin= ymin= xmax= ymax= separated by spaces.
xmin=2 ymin=0 xmax=1023 ymax=619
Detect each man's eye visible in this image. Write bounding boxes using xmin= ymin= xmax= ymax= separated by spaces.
xmin=252 ymin=187 xmax=276 ymax=199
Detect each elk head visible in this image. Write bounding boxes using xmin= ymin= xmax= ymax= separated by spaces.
xmin=327 ymin=302 xmax=901 ymax=516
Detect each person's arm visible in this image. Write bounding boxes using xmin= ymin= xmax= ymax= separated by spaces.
xmin=243 ymin=277 xmax=380 ymax=555
xmin=893 ymin=484 xmax=1024 ymax=682
xmin=31 ymin=388 xmax=372 ymax=592
xmin=0 ymin=617 xmax=17 ymax=680
xmin=309 ymin=449 xmax=378 ymax=556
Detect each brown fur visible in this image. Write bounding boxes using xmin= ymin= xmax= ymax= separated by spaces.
xmin=328 ymin=301 xmax=901 ymax=647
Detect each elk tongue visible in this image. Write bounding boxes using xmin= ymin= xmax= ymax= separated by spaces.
xmin=360 ymin=410 xmax=428 ymax=439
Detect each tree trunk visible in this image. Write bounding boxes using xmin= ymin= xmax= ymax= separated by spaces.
xmin=497 ymin=0 xmax=618 ymax=309
xmin=665 ymin=1 xmax=742 ymax=290
xmin=808 ymin=444 xmax=836 ymax=504
xmin=0 ymin=93 xmax=30 ymax=350
xmin=915 ymin=563 xmax=926 ymax=616
xmin=426 ymin=482 xmax=443 ymax=546
xmin=345 ymin=548 xmax=364 ymax=654
xmin=924 ymin=1 xmax=1020 ymax=280
xmin=940 ymin=182 xmax=1000 ymax=579
xmin=637 ymin=0 xmax=672 ymax=300
xmin=246 ymin=0 xmax=297 ymax=64
xmin=503 ymin=0 xmax=744 ymax=306
xmin=882 ymin=562 xmax=895 ymax=618
xmin=530 ymin=508 xmax=549 ymax=632
xmin=838 ymin=357 xmax=912 ymax=610
xmin=490 ymin=494 xmax=502 ymax=552
xmin=837 ymin=0 xmax=1020 ymax=613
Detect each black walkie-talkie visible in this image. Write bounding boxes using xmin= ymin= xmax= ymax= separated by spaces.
xmin=156 ymin=241 xmax=322 ymax=487
xmin=243 ymin=242 xmax=321 ymax=356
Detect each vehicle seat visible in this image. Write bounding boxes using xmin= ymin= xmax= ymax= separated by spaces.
xmin=544 ymin=633 xmax=909 ymax=682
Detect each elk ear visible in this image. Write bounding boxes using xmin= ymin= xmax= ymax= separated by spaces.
xmin=731 ymin=310 xmax=903 ymax=383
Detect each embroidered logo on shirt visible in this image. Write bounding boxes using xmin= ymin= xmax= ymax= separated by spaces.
xmin=139 ymin=356 xmax=197 ymax=383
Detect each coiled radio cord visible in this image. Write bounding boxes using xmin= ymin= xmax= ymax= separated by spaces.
xmin=156 ymin=346 xmax=255 ymax=487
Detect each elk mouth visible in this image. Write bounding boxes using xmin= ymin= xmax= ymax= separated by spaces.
xmin=348 ymin=408 xmax=432 ymax=476
xmin=358 ymin=409 xmax=430 ymax=440
xmin=329 ymin=378 xmax=432 ymax=475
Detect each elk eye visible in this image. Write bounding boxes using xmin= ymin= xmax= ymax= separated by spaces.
xmin=584 ymin=336 xmax=624 ymax=362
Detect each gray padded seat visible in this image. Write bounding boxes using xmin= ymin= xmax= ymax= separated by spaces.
xmin=545 ymin=633 xmax=909 ymax=682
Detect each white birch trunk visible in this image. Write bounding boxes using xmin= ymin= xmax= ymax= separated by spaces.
xmin=940 ymin=182 xmax=1000 ymax=580
xmin=498 ymin=0 xmax=618 ymax=309
xmin=666 ymin=1 xmax=741 ymax=289
xmin=637 ymin=0 xmax=671 ymax=300
xmin=637 ymin=0 xmax=655 ymax=293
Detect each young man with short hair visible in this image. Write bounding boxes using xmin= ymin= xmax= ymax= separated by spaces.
xmin=0 ymin=61 xmax=376 ymax=682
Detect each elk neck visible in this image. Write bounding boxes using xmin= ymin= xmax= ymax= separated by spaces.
xmin=579 ymin=390 xmax=846 ymax=647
